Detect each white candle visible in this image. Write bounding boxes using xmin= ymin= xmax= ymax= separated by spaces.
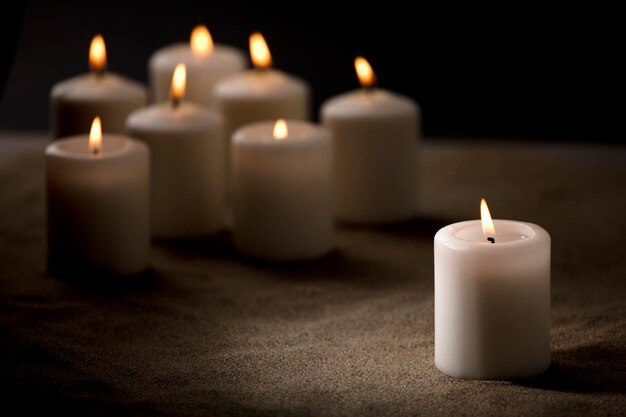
xmin=321 ymin=57 xmax=420 ymax=224
xmin=434 ymin=199 xmax=551 ymax=379
xmin=46 ymin=117 xmax=150 ymax=275
xmin=232 ymin=119 xmax=333 ymax=261
xmin=149 ymin=25 xmax=246 ymax=106
xmin=213 ymin=32 xmax=310 ymax=152
xmin=127 ymin=64 xmax=225 ymax=238
xmin=51 ymin=35 xmax=147 ymax=138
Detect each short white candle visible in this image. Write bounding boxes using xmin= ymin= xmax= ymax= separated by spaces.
xmin=51 ymin=35 xmax=147 ymax=138
xmin=46 ymin=117 xmax=150 ymax=275
xmin=321 ymin=57 xmax=420 ymax=224
xmin=127 ymin=64 xmax=226 ymax=238
xmin=149 ymin=25 xmax=246 ymax=106
xmin=232 ymin=119 xmax=333 ymax=261
xmin=434 ymin=199 xmax=551 ymax=379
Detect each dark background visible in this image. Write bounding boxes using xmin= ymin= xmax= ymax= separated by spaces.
xmin=0 ymin=1 xmax=622 ymax=141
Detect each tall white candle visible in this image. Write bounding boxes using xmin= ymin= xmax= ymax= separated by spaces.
xmin=434 ymin=199 xmax=551 ymax=379
xmin=149 ymin=25 xmax=246 ymax=106
xmin=232 ymin=119 xmax=333 ymax=261
xmin=46 ymin=117 xmax=150 ymax=275
xmin=321 ymin=57 xmax=420 ymax=224
xmin=51 ymin=35 xmax=147 ymax=138
xmin=127 ymin=64 xmax=226 ymax=238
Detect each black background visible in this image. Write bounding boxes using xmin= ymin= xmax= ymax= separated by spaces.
xmin=0 ymin=1 xmax=621 ymax=141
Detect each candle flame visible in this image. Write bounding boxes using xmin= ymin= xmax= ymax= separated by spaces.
xmin=480 ymin=198 xmax=496 ymax=237
xmin=249 ymin=32 xmax=272 ymax=70
xmin=170 ymin=63 xmax=186 ymax=102
xmin=354 ymin=56 xmax=376 ymax=88
xmin=190 ymin=25 xmax=214 ymax=57
xmin=89 ymin=116 xmax=102 ymax=155
xmin=89 ymin=34 xmax=107 ymax=72
xmin=273 ymin=119 xmax=288 ymax=140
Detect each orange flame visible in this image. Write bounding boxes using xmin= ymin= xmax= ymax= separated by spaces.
xmin=273 ymin=119 xmax=287 ymax=140
xmin=89 ymin=35 xmax=107 ymax=72
xmin=354 ymin=56 xmax=376 ymax=88
xmin=190 ymin=25 xmax=214 ymax=57
xmin=249 ymin=32 xmax=272 ymax=69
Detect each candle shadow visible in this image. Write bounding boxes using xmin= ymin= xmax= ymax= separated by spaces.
xmin=47 ymin=266 xmax=163 ymax=295
xmin=338 ymin=214 xmax=452 ymax=240
xmin=513 ymin=342 xmax=626 ymax=393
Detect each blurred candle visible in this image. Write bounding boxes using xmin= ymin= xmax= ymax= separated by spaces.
xmin=149 ymin=25 xmax=246 ymax=106
xmin=127 ymin=63 xmax=226 ymax=238
xmin=434 ymin=199 xmax=551 ymax=379
xmin=46 ymin=117 xmax=150 ymax=275
xmin=321 ymin=57 xmax=420 ymax=223
xmin=51 ymin=34 xmax=147 ymax=138
xmin=232 ymin=119 xmax=332 ymax=261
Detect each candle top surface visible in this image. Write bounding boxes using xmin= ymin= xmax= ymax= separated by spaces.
xmin=321 ymin=88 xmax=418 ymax=118
xmin=233 ymin=120 xmax=330 ymax=147
xmin=127 ymin=102 xmax=221 ymax=133
xmin=46 ymin=135 xmax=144 ymax=160
xmin=51 ymin=73 xmax=147 ymax=102
xmin=213 ymin=69 xmax=309 ymax=98
xmin=435 ymin=219 xmax=549 ymax=250
xmin=149 ymin=42 xmax=247 ymax=69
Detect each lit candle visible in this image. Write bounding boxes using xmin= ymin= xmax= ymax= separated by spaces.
xmin=127 ymin=63 xmax=226 ymax=238
xmin=46 ymin=117 xmax=150 ymax=275
xmin=149 ymin=25 xmax=246 ymax=106
xmin=51 ymin=34 xmax=147 ymax=138
xmin=321 ymin=57 xmax=420 ymax=224
xmin=434 ymin=199 xmax=551 ymax=379
xmin=232 ymin=119 xmax=332 ymax=261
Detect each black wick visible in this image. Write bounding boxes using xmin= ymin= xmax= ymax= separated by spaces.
xmin=487 ymin=237 xmax=495 ymax=244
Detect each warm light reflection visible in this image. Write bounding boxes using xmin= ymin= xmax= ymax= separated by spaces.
xmin=89 ymin=116 xmax=102 ymax=155
xmin=89 ymin=35 xmax=107 ymax=72
xmin=354 ymin=56 xmax=376 ymax=88
xmin=273 ymin=119 xmax=288 ymax=140
xmin=480 ymin=198 xmax=496 ymax=237
xmin=249 ymin=32 xmax=272 ymax=69
xmin=190 ymin=25 xmax=214 ymax=57
xmin=170 ymin=63 xmax=186 ymax=103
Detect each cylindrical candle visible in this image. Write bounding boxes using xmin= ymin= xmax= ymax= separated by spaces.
xmin=321 ymin=57 xmax=420 ymax=224
xmin=51 ymin=35 xmax=147 ymax=138
xmin=149 ymin=25 xmax=246 ymax=106
xmin=434 ymin=199 xmax=551 ymax=379
xmin=127 ymin=64 xmax=226 ymax=238
xmin=46 ymin=117 xmax=150 ymax=275
xmin=232 ymin=119 xmax=333 ymax=261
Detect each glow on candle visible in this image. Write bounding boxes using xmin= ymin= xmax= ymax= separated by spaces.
xmin=249 ymin=32 xmax=272 ymax=69
xmin=190 ymin=25 xmax=214 ymax=58
xmin=354 ymin=56 xmax=376 ymax=88
xmin=273 ymin=119 xmax=288 ymax=140
xmin=170 ymin=63 xmax=186 ymax=105
xmin=89 ymin=35 xmax=107 ymax=73
xmin=89 ymin=116 xmax=102 ymax=155
xmin=480 ymin=198 xmax=496 ymax=239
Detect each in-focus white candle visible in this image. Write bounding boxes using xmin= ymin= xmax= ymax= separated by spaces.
xmin=46 ymin=117 xmax=150 ymax=275
xmin=232 ymin=119 xmax=333 ymax=261
xmin=434 ymin=199 xmax=551 ymax=379
xmin=321 ymin=57 xmax=420 ymax=224
xmin=149 ymin=25 xmax=246 ymax=106
xmin=51 ymin=35 xmax=147 ymax=138
xmin=127 ymin=64 xmax=225 ymax=238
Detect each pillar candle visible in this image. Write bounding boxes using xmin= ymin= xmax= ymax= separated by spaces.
xmin=232 ymin=119 xmax=333 ymax=261
xmin=149 ymin=25 xmax=246 ymax=106
xmin=321 ymin=57 xmax=420 ymax=224
xmin=51 ymin=35 xmax=147 ymax=138
xmin=46 ymin=117 xmax=150 ymax=275
xmin=434 ymin=199 xmax=551 ymax=379
xmin=127 ymin=64 xmax=225 ymax=238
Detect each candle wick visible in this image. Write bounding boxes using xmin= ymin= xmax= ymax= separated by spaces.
xmin=94 ymin=69 xmax=105 ymax=80
xmin=171 ymin=97 xmax=181 ymax=109
xmin=92 ymin=148 xmax=100 ymax=157
xmin=487 ymin=237 xmax=495 ymax=244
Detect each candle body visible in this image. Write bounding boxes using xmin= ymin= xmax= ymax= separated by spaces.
xmin=126 ymin=103 xmax=225 ymax=238
xmin=149 ymin=43 xmax=246 ymax=106
xmin=434 ymin=220 xmax=551 ymax=379
xmin=232 ymin=120 xmax=332 ymax=261
xmin=321 ymin=89 xmax=420 ymax=224
xmin=46 ymin=136 xmax=150 ymax=275
xmin=51 ymin=73 xmax=147 ymax=138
